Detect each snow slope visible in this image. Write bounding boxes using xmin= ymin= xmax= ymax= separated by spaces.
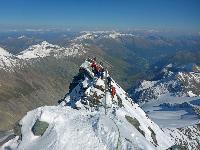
xmin=0 ymin=47 xmax=16 ymax=71
xmin=17 ymin=41 xmax=86 ymax=60
xmin=1 ymin=60 xmax=174 ymax=150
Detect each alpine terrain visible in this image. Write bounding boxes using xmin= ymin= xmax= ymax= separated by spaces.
xmin=130 ymin=63 xmax=200 ymax=149
xmin=1 ymin=59 xmax=175 ymax=150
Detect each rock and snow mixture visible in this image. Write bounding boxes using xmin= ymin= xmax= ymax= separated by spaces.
xmin=164 ymin=124 xmax=200 ymax=150
xmin=129 ymin=63 xmax=200 ymax=149
xmin=1 ymin=60 xmax=174 ymax=150
xmin=0 ymin=30 xmax=135 ymax=71
xmin=72 ymin=31 xmax=135 ymax=42
xmin=0 ymin=47 xmax=17 ymax=71
xmin=0 ymin=41 xmax=87 ymax=71
xmin=17 ymin=41 xmax=86 ymax=60
xmin=132 ymin=64 xmax=200 ymax=104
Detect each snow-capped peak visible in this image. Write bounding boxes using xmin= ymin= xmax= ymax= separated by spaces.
xmin=17 ymin=35 xmax=26 ymax=39
xmin=2 ymin=59 xmax=174 ymax=150
xmin=16 ymin=41 xmax=58 ymax=59
xmin=17 ymin=41 xmax=86 ymax=60
xmin=109 ymin=31 xmax=135 ymax=39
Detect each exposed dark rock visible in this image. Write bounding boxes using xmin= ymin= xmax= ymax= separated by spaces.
xmin=148 ymin=126 xmax=157 ymax=146
xmin=31 ymin=119 xmax=49 ymax=136
xmin=125 ymin=115 xmax=145 ymax=137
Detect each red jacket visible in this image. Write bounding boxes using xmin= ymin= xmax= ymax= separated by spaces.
xmin=111 ymin=86 xmax=116 ymax=97
xmin=91 ymin=62 xmax=96 ymax=69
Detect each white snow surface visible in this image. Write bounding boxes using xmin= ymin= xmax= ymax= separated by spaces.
xmin=17 ymin=41 xmax=85 ymax=60
xmin=1 ymin=60 xmax=174 ymax=150
xmin=0 ymin=47 xmax=17 ymax=71
xmin=142 ymin=96 xmax=200 ymax=128
xmin=187 ymin=91 xmax=197 ymax=97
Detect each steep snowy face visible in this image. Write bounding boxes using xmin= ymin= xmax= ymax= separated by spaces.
xmin=17 ymin=41 xmax=86 ymax=60
xmin=0 ymin=47 xmax=16 ymax=71
xmin=1 ymin=60 xmax=174 ymax=150
xmin=132 ymin=64 xmax=200 ymax=103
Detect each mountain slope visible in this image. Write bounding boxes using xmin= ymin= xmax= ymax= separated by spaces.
xmin=1 ymin=60 xmax=173 ymax=150
xmin=17 ymin=41 xmax=86 ymax=60
xmin=131 ymin=64 xmax=200 ymax=103
xmin=164 ymin=123 xmax=200 ymax=149
xmin=0 ymin=47 xmax=16 ymax=71
xmin=129 ymin=64 xmax=200 ymax=129
xmin=0 ymin=37 xmax=141 ymax=132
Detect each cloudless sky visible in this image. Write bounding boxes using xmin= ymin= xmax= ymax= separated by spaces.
xmin=0 ymin=0 xmax=200 ymax=31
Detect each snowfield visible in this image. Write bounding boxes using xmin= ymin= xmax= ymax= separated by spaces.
xmin=142 ymin=94 xmax=200 ymax=128
xmin=1 ymin=106 xmax=157 ymax=150
xmin=1 ymin=60 xmax=174 ymax=150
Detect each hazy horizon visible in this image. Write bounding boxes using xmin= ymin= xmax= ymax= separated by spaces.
xmin=0 ymin=0 xmax=200 ymax=33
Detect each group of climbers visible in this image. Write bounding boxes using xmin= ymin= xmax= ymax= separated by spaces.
xmin=89 ymin=57 xmax=116 ymax=98
xmin=90 ymin=57 xmax=104 ymax=79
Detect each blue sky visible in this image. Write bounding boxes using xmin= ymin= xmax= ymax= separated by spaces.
xmin=0 ymin=0 xmax=200 ymax=31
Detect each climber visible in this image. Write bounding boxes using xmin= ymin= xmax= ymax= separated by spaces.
xmin=91 ymin=61 xmax=96 ymax=69
xmin=111 ymin=86 xmax=116 ymax=98
xmin=86 ymin=58 xmax=92 ymax=62
xmin=95 ymin=66 xmax=100 ymax=78
xmin=98 ymin=66 xmax=104 ymax=79
xmin=107 ymin=76 xmax=112 ymax=88
xmin=93 ymin=57 xmax=97 ymax=62
xmin=91 ymin=60 xmax=97 ymax=75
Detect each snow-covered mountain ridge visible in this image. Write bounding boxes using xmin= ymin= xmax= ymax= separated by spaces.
xmin=132 ymin=64 xmax=200 ymax=104
xmin=1 ymin=60 xmax=174 ymax=150
xmin=73 ymin=31 xmax=135 ymax=42
xmin=0 ymin=41 xmax=87 ymax=71
xmin=17 ymin=41 xmax=86 ymax=60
